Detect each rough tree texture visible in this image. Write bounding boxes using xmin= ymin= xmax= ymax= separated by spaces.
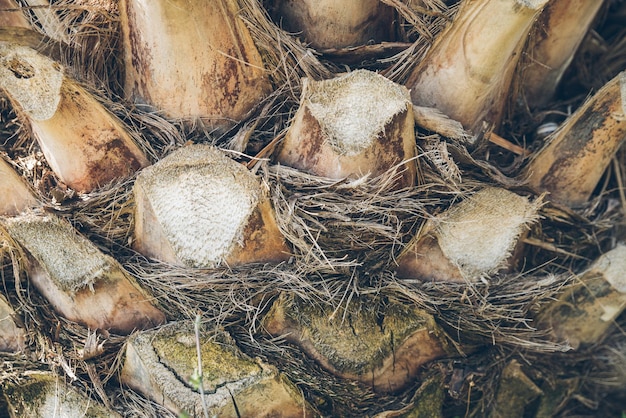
xmin=0 ymin=42 xmax=149 ymax=192
xmin=269 ymin=0 xmax=395 ymax=49
xmin=2 ymin=213 xmax=165 ymax=334
xmin=396 ymin=187 xmax=541 ymax=282
xmin=119 ymin=0 xmax=271 ymax=128
xmin=121 ymin=322 xmax=316 ymax=417
xmin=133 ymin=144 xmax=290 ymax=267
xmin=406 ymin=0 xmax=549 ymax=135
xmin=521 ymin=0 xmax=604 ymax=109
xmin=0 ymin=1 xmax=625 ymax=417
xmin=524 ymin=71 xmax=626 ymax=207
xmin=263 ymin=293 xmax=453 ymax=393
xmin=277 ymin=69 xmax=417 ymax=188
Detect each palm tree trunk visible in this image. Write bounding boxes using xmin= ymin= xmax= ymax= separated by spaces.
xmin=0 ymin=1 xmax=624 ymax=417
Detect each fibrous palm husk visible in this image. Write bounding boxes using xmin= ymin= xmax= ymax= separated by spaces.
xmin=1 ymin=212 xmax=165 ymax=334
xmin=396 ymin=187 xmax=542 ymax=283
xmin=0 ymin=41 xmax=149 ymax=193
xmin=133 ymin=144 xmax=290 ymax=268
xmin=0 ymin=1 xmax=625 ymax=417
xmin=21 ymin=0 xmax=69 ymax=45
xmin=276 ymin=69 xmax=417 ymax=188
xmin=523 ymin=71 xmax=626 ymax=207
xmin=0 ymin=150 xmax=621 ymax=417
xmin=121 ymin=321 xmax=316 ymax=417
xmin=519 ymin=0 xmax=605 ymax=110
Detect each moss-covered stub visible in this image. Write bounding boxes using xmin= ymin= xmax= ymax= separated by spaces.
xmin=151 ymin=327 xmax=262 ymax=393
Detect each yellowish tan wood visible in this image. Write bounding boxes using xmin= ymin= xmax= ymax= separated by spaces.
xmin=120 ymin=0 xmax=270 ymax=129
xmin=133 ymin=145 xmax=290 ymax=268
xmin=271 ymin=0 xmax=394 ymax=49
xmin=522 ymin=0 xmax=604 ymax=109
xmin=0 ymin=42 xmax=149 ymax=192
xmin=0 ymin=157 xmax=38 ymax=216
xmin=524 ymin=71 xmax=626 ymax=207
xmin=406 ymin=0 xmax=548 ymax=136
xmin=0 ymin=0 xmax=29 ymax=28
xmin=396 ymin=187 xmax=540 ymax=282
xmin=277 ymin=70 xmax=417 ymax=188
xmin=3 ymin=213 xmax=165 ymax=335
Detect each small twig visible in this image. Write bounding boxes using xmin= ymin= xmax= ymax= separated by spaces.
xmin=194 ymin=313 xmax=210 ymax=418
xmin=488 ymin=132 xmax=529 ymax=157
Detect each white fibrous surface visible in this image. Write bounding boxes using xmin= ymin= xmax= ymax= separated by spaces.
xmin=306 ymin=69 xmax=410 ymax=156
xmin=518 ymin=0 xmax=550 ymax=10
xmin=435 ymin=187 xmax=540 ymax=278
xmin=135 ymin=144 xmax=261 ymax=268
xmin=588 ymin=243 xmax=626 ymax=293
xmin=0 ymin=42 xmax=63 ymax=121
xmin=4 ymin=213 xmax=112 ymax=292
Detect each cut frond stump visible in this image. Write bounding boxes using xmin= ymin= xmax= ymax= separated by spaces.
xmin=269 ymin=0 xmax=394 ymax=49
xmin=276 ymin=69 xmax=417 ymax=188
xmin=119 ymin=0 xmax=271 ymax=129
xmin=0 ymin=42 xmax=149 ymax=193
xmin=2 ymin=213 xmax=165 ymax=334
xmin=523 ymin=71 xmax=626 ymax=207
xmin=490 ymin=360 xmax=542 ymax=418
xmin=535 ymin=243 xmax=626 ymax=350
xmin=521 ymin=0 xmax=604 ymax=109
xmin=0 ymin=156 xmax=38 ymax=216
xmin=121 ymin=322 xmax=316 ymax=417
xmin=133 ymin=144 xmax=290 ymax=268
xmin=396 ymin=187 xmax=541 ymax=282
xmin=405 ymin=0 xmax=549 ymax=136
xmin=263 ymin=293 xmax=453 ymax=394
xmin=0 ymin=293 xmax=25 ymax=353
xmin=1 ymin=371 xmax=120 ymax=417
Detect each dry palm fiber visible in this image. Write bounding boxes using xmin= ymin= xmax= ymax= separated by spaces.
xmin=58 ymin=177 xmax=614 ymax=416
xmin=0 ymin=236 xmax=127 ymax=413
xmin=0 ymin=139 xmax=620 ymax=408
xmin=3 ymin=144 xmax=611 ymax=415
xmin=14 ymin=0 xmax=121 ymax=91
xmin=0 ymin=1 xmax=624 ymax=417
xmin=246 ymin=0 xmax=454 ymax=86
xmin=1 ymin=117 xmax=623 ymax=418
